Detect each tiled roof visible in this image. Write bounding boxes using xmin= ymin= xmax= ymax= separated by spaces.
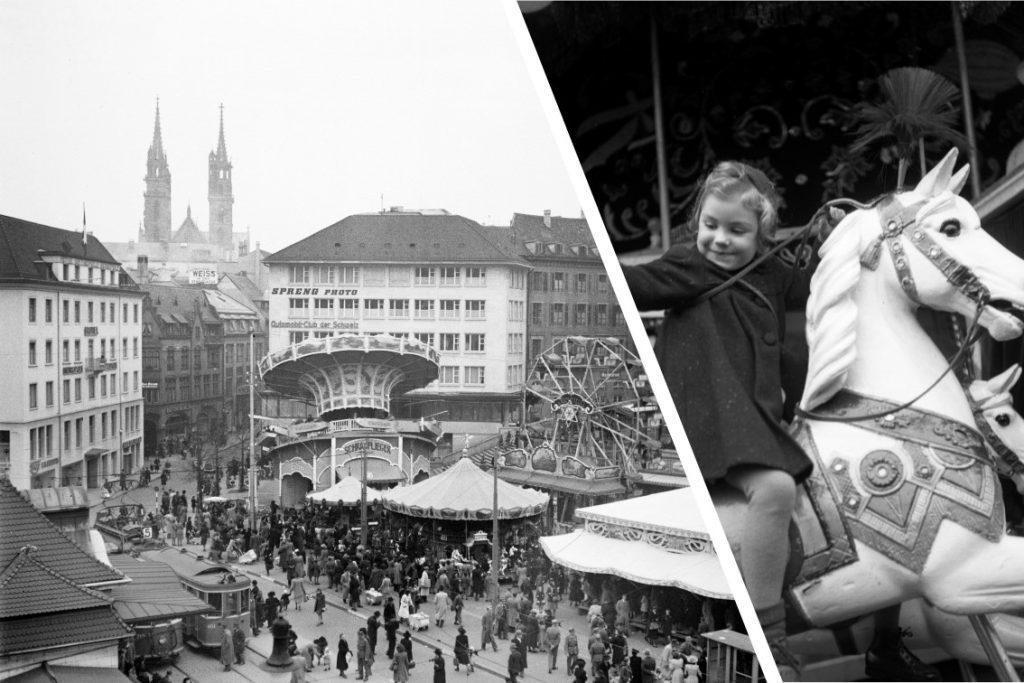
xmin=0 ymin=214 xmax=121 ymax=281
xmin=108 ymin=554 xmax=215 ymax=623
xmin=142 ymin=283 xmax=214 ymax=325
xmin=510 ymin=212 xmax=595 ymax=245
xmin=0 ymin=550 xmax=111 ymax=619
xmin=265 ymin=212 xmax=528 ymax=265
xmin=0 ymin=606 xmax=131 ymax=656
xmin=0 ymin=481 xmax=124 ymax=587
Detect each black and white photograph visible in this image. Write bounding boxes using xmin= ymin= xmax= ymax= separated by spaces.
xmin=522 ymin=2 xmax=1024 ymax=681
xmin=0 ymin=3 xmax=758 ymax=683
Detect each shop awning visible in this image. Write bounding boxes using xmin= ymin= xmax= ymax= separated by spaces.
xmin=539 ymin=529 xmax=731 ymax=599
xmin=498 ymin=468 xmax=625 ymax=496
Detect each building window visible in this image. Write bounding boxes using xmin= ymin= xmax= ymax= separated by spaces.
xmin=532 ymin=303 xmax=544 ymax=325
xmin=576 ymin=273 xmax=589 ymax=293
xmin=363 ymin=298 xmax=385 ymax=319
xmin=339 ymin=266 xmax=360 ymax=285
xmin=596 ymin=304 xmax=609 ymax=326
xmin=45 ymin=340 xmax=53 ymax=365
xmin=388 ymin=299 xmax=410 ymax=319
xmin=575 ymin=304 xmax=589 ymax=326
xmin=532 ymin=272 xmax=548 ymax=292
xmin=134 ymin=304 xmax=139 ymax=323
xmin=64 ymin=421 xmax=71 ymax=450
xmin=552 ymin=272 xmax=566 ymax=292
xmin=62 ymin=340 xmax=70 ymax=363
xmin=613 ymin=305 xmax=624 ymax=327
xmin=87 ymin=302 xmax=94 ymax=323
xmin=166 ymin=348 xmax=175 ymax=370
xmin=63 ymin=379 xmax=71 ymax=404
xmin=465 ymin=333 xmax=485 ymax=352
xmin=75 ymin=378 xmax=82 ymax=402
xmin=440 ymin=267 xmax=460 ymax=286
xmin=414 ymin=299 xmax=435 ymax=320
xmin=134 ymin=370 xmax=139 ymax=391
xmin=439 ymin=300 xmax=460 ymax=320
xmin=289 ymin=265 xmax=310 ymax=283
xmin=45 ymin=299 xmax=53 ymax=323
xmin=100 ymin=302 xmax=106 ymax=323
xmin=63 ymin=299 xmax=70 ymax=323
xmin=464 ymin=366 xmax=485 ymax=384
xmin=29 ymin=383 xmax=38 ymax=409
xmin=314 ymin=298 xmax=335 ymax=318
xmin=439 ymin=366 xmax=459 ymax=384
xmin=288 ymin=298 xmax=310 ymax=319
xmin=88 ymin=376 xmax=95 ymax=399
xmin=28 ymin=341 xmax=37 ymax=366
xmin=100 ymin=375 xmax=107 ymax=397
xmin=439 ymin=333 xmax=460 ymax=352
xmin=45 ymin=381 xmax=53 ymax=407
xmin=89 ymin=416 xmax=95 ymax=443
xmin=465 ymin=300 xmax=486 ymax=320
xmin=73 ymin=301 xmax=80 ymax=323
xmin=465 ymin=267 xmax=486 ymax=286
xmin=551 ymin=303 xmax=566 ymax=325
xmin=414 ymin=267 xmax=436 ymax=286
xmin=29 ymin=298 xmax=37 ymax=323
xmin=289 ymin=331 xmax=309 ymax=345
xmin=315 ymin=265 xmax=335 ymax=283
xmin=414 ymin=332 xmax=435 ymax=348
xmin=339 ymin=298 xmax=360 ymax=318
xmin=531 ymin=336 xmax=545 ymax=359
xmin=134 ymin=338 xmax=139 ymax=357
xmin=597 ymin=274 xmax=609 ymax=293
xmin=507 ymin=333 xmax=523 ymax=354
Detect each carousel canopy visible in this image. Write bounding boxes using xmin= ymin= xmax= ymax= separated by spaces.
xmin=383 ymin=456 xmax=549 ymax=521
xmin=539 ymin=488 xmax=731 ymax=599
xmin=307 ymin=476 xmax=385 ymax=506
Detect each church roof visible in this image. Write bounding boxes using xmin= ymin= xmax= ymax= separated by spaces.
xmin=171 ymin=206 xmax=207 ymax=243
xmin=265 ymin=212 xmax=529 ymax=266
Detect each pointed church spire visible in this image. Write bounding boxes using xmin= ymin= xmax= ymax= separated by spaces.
xmin=150 ymin=98 xmax=166 ymax=161
xmin=144 ymin=97 xmax=172 ymax=242
xmin=215 ymin=102 xmax=228 ymax=161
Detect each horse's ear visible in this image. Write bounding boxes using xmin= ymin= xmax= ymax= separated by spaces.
xmin=914 ymin=148 xmax=959 ymax=197
xmin=996 ymin=364 xmax=1023 ymax=394
xmin=949 ymin=163 xmax=970 ymax=195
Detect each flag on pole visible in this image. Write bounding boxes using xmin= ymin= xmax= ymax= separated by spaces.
xmin=81 ymin=204 xmax=88 ymax=247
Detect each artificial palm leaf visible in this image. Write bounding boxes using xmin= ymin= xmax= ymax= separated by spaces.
xmin=849 ymin=67 xmax=968 ymax=187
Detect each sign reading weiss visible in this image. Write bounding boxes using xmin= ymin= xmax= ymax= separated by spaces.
xmin=188 ymin=268 xmax=218 ymax=285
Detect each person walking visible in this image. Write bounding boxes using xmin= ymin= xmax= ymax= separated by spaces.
xmin=232 ymin=623 xmax=247 ymax=665
xmin=507 ymin=643 xmax=524 ymax=683
xmin=434 ymin=588 xmax=450 ymax=628
xmin=546 ymin=619 xmax=562 ymax=674
xmin=315 ymin=587 xmax=328 ymax=626
xmin=367 ymin=611 xmax=382 ymax=654
xmin=219 ymin=624 xmax=235 ymax=672
xmin=432 ymin=647 xmax=446 ymax=683
xmin=337 ymin=632 xmax=351 ymax=678
xmin=391 ymin=643 xmax=411 ymax=683
xmin=454 ymin=627 xmax=473 ymax=673
xmin=565 ymin=626 xmax=580 ymax=675
xmin=481 ymin=606 xmax=499 ymax=652
xmin=357 ymin=628 xmax=374 ymax=680
xmin=385 ymin=616 xmax=400 ymax=659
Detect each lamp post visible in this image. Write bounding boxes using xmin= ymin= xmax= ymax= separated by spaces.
xmin=491 ymin=452 xmax=502 ymax=611
xmin=360 ymin=446 xmax=368 ymax=548
xmin=249 ymin=331 xmax=257 ymax=533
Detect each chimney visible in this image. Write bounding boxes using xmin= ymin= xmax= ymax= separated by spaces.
xmin=543 ymin=209 xmax=551 ymax=228
xmin=137 ymin=255 xmax=149 ymax=281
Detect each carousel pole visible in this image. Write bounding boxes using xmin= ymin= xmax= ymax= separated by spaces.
xmin=491 ymin=452 xmax=501 ymax=611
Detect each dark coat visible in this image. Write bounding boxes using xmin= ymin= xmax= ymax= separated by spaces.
xmin=622 ymin=246 xmax=813 ymax=482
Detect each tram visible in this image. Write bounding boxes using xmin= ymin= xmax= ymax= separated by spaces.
xmin=95 ymin=503 xmax=149 ymax=553
xmin=147 ymin=548 xmax=251 ymax=649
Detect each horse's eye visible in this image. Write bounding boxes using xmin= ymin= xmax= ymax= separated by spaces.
xmin=939 ymin=220 xmax=961 ymax=237
xmin=996 ymin=413 xmax=1011 ymax=427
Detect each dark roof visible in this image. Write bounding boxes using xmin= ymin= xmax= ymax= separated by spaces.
xmin=108 ymin=554 xmax=216 ymax=623
xmin=0 ymin=480 xmax=124 ymax=587
xmin=265 ymin=212 xmax=528 ymax=265
xmin=0 ymin=606 xmax=131 ymax=656
xmin=510 ymin=212 xmax=594 ymax=245
xmin=8 ymin=665 xmax=132 ymax=683
xmin=0 ymin=214 xmax=122 ymax=281
xmin=142 ymin=283 xmax=214 ymax=325
xmin=0 ymin=550 xmax=112 ymax=619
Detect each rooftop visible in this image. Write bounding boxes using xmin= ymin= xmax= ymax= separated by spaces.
xmin=0 ymin=214 xmax=123 ymax=283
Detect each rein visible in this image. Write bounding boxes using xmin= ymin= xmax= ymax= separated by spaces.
xmin=796 ymin=194 xmax=991 ymax=424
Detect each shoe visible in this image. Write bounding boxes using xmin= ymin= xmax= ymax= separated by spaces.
xmin=865 ymin=630 xmax=940 ymax=682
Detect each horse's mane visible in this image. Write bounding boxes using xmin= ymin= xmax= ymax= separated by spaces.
xmin=800 ymin=210 xmax=866 ymax=411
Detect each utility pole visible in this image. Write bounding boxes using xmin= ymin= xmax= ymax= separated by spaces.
xmin=249 ymin=331 xmax=257 ymax=533
xmin=491 ymin=452 xmax=502 ymax=612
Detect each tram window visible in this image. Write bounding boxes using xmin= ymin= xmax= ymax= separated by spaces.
xmin=224 ymin=591 xmax=239 ymax=616
xmin=208 ymin=592 xmax=222 ymax=612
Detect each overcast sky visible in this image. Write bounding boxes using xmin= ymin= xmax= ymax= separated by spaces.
xmin=0 ymin=0 xmax=583 ymax=253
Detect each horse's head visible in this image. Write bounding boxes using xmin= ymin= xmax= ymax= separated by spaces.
xmin=969 ymin=364 xmax=1024 ymax=492
xmin=864 ymin=148 xmax=1024 ymax=341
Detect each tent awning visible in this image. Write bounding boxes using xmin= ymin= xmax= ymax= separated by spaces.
xmin=307 ymin=476 xmax=386 ymax=505
xmin=539 ymin=530 xmax=731 ymax=599
xmin=498 ymin=468 xmax=626 ymax=496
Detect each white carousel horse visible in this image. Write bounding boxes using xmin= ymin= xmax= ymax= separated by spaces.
xmin=714 ymin=148 xmax=1024 ymax=672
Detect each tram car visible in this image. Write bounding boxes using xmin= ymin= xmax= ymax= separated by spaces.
xmin=95 ymin=503 xmax=149 ymax=553
xmin=147 ymin=548 xmax=251 ymax=649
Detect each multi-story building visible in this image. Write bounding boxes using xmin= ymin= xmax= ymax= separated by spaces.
xmin=140 ymin=281 xmax=264 ymax=455
xmin=512 ymin=211 xmax=630 ymax=362
xmin=0 ymin=215 xmax=145 ymax=490
xmin=264 ymin=209 xmax=532 ymax=429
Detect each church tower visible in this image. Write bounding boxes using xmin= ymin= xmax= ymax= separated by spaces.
xmin=208 ymin=104 xmax=234 ymax=249
xmin=143 ymin=100 xmax=172 ymax=242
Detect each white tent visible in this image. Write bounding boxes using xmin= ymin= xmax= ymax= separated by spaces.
xmin=307 ymin=476 xmax=385 ymax=506
xmin=383 ymin=456 xmax=549 ymax=520
xmin=539 ymin=487 xmax=731 ymax=599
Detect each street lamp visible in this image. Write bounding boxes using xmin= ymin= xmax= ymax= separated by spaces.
xmin=360 ymin=446 xmax=368 ymax=548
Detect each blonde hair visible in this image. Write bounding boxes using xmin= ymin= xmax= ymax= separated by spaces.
xmin=686 ymin=161 xmax=780 ymax=251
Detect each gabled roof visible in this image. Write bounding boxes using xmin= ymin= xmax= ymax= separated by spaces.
xmin=0 ymin=481 xmax=124 ymax=587
xmin=0 ymin=214 xmax=121 ymax=282
xmin=0 ymin=549 xmax=112 ymax=619
xmin=171 ymin=207 xmax=207 ymax=243
xmin=0 ymin=605 xmax=131 ymax=656
xmin=142 ymin=283 xmax=215 ymax=325
xmin=510 ymin=212 xmax=594 ymax=245
xmin=265 ymin=212 xmax=528 ymax=265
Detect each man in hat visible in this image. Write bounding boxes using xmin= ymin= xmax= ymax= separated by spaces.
xmin=630 ymin=648 xmax=643 ymax=683
xmin=481 ymin=605 xmax=499 ymax=652
xmin=565 ymin=626 xmax=579 ymax=675
xmin=507 ymin=642 xmax=524 ymax=683
xmin=367 ymin=610 xmax=382 ymax=653
xmin=545 ymin=619 xmax=562 ymax=673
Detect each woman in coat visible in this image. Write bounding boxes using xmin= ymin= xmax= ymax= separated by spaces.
xmin=337 ymin=632 xmax=351 ymax=678
xmin=432 ymin=647 xmax=446 ymax=683
xmin=391 ymin=643 xmax=411 ymax=683
xmin=219 ymin=624 xmax=235 ymax=671
xmin=398 ymin=591 xmax=414 ymax=623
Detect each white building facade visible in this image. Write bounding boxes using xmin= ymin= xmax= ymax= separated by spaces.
xmin=0 ymin=215 xmax=145 ymax=490
xmin=264 ymin=210 xmax=531 ymax=426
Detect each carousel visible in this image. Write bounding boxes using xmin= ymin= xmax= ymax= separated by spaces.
xmin=258 ymin=334 xmax=440 ymax=507
xmin=383 ymin=455 xmax=549 ymax=563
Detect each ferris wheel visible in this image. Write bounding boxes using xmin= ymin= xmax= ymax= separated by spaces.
xmin=523 ymin=336 xmax=652 ymax=473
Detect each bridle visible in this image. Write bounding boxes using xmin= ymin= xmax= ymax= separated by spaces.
xmin=795 ymin=193 xmax=991 ymax=423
